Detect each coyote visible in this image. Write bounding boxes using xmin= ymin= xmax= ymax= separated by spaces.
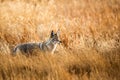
xmin=13 ymin=30 xmax=61 ymax=55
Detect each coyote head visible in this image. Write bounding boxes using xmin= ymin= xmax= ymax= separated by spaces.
xmin=50 ymin=30 xmax=62 ymax=44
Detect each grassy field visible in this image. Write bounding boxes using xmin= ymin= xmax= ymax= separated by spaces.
xmin=0 ymin=0 xmax=120 ymax=80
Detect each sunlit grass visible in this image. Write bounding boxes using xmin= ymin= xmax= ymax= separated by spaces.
xmin=0 ymin=0 xmax=120 ymax=80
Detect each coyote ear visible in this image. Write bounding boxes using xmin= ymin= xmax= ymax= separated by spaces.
xmin=57 ymin=29 xmax=60 ymax=36
xmin=50 ymin=30 xmax=54 ymax=38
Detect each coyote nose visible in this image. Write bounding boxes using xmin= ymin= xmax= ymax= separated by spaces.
xmin=59 ymin=41 xmax=62 ymax=44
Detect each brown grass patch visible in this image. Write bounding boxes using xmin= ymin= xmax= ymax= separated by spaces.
xmin=0 ymin=0 xmax=120 ymax=80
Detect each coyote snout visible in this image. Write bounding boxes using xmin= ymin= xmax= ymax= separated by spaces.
xmin=13 ymin=30 xmax=61 ymax=55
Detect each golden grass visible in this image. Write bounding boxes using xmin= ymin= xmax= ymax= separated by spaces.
xmin=0 ymin=0 xmax=120 ymax=80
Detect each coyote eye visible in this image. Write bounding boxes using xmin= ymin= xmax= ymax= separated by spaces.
xmin=53 ymin=38 xmax=57 ymax=41
xmin=53 ymin=38 xmax=59 ymax=41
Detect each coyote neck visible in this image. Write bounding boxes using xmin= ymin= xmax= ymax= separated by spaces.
xmin=44 ymin=39 xmax=58 ymax=53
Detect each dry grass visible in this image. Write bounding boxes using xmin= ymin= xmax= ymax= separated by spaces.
xmin=0 ymin=0 xmax=120 ymax=80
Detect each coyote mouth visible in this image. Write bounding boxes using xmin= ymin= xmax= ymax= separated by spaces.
xmin=58 ymin=41 xmax=62 ymax=44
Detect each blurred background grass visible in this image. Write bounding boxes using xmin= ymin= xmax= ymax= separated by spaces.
xmin=0 ymin=0 xmax=120 ymax=80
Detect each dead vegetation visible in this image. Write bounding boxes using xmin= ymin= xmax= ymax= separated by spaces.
xmin=0 ymin=0 xmax=120 ymax=80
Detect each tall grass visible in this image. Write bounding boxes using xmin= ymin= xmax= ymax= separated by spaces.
xmin=0 ymin=0 xmax=120 ymax=80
